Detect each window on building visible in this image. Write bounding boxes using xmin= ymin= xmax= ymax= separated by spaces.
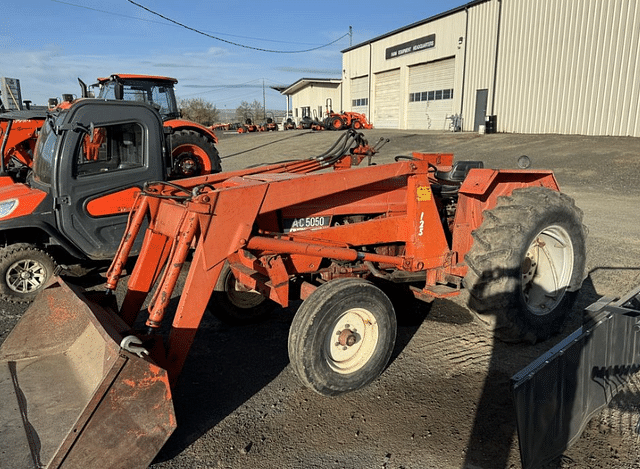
xmin=352 ymin=98 xmax=369 ymax=107
xmin=409 ymin=88 xmax=454 ymax=102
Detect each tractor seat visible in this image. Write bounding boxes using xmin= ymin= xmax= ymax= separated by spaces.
xmin=435 ymin=161 xmax=484 ymax=183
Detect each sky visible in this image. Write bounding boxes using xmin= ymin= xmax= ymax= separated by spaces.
xmin=1 ymin=0 xmax=470 ymax=112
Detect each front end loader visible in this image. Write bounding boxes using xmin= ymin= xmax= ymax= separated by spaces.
xmin=0 ymin=130 xmax=587 ymax=467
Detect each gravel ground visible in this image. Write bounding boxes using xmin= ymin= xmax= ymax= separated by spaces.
xmin=2 ymin=128 xmax=640 ymax=469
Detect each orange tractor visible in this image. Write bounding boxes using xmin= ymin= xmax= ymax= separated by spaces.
xmin=324 ymin=98 xmax=373 ymax=131
xmin=0 ymin=99 xmax=589 ymax=467
xmin=259 ymin=112 xmax=279 ymax=131
xmin=0 ymin=109 xmax=44 ymax=182
xmin=91 ymin=74 xmax=220 ymax=177
xmin=325 ymin=111 xmax=373 ymax=130
xmin=237 ymin=113 xmax=259 ymax=133
xmin=0 ymin=74 xmax=221 ymax=182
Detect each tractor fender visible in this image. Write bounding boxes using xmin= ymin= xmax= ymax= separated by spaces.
xmin=450 ymin=168 xmax=561 ymax=270
xmin=163 ymin=119 xmax=219 ymax=144
xmin=459 ymin=168 xmax=559 ymax=197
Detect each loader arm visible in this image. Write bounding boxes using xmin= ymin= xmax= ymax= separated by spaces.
xmin=107 ymin=156 xmax=449 ymax=381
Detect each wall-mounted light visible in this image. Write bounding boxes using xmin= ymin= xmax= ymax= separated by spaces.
xmin=458 ymin=37 xmax=464 ymax=45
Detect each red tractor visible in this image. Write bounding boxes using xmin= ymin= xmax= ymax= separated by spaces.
xmin=0 ymin=122 xmax=587 ymax=467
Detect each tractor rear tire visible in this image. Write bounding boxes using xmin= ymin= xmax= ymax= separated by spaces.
xmin=463 ymin=186 xmax=587 ymax=343
xmin=170 ymin=130 xmax=221 ymax=178
xmin=208 ymin=262 xmax=276 ymax=325
xmin=288 ymin=278 xmax=397 ymax=396
xmin=0 ymin=244 xmax=55 ymax=303
xmin=329 ymin=116 xmax=345 ymax=131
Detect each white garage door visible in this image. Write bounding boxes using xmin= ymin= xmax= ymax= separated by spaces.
xmin=350 ymin=76 xmax=369 ymax=116
xmin=407 ymin=58 xmax=455 ymax=130
xmin=374 ymin=69 xmax=400 ymax=129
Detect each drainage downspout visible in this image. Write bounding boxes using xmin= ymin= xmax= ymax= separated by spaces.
xmin=490 ymin=0 xmax=503 ymax=115
xmin=459 ymin=6 xmax=469 ymax=129
xmin=368 ymin=43 xmax=373 ymax=122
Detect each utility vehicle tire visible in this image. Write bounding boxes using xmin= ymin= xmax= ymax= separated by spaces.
xmin=329 ymin=116 xmax=345 ymax=130
xmin=0 ymin=244 xmax=55 ymax=303
xmin=463 ymin=186 xmax=587 ymax=343
xmin=208 ymin=262 xmax=276 ymax=325
xmin=288 ymin=278 xmax=397 ymax=396
xmin=352 ymin=120 xmax=363 ymax=130
xmin=170 ymin=129 xmax=222 ymax=178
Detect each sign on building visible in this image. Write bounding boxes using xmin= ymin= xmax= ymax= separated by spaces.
xmin=386 ymin=34 xmax=436 ymax=60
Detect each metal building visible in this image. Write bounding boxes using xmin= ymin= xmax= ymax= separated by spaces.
xmin=341 ymin=0 xmax=640 ymax=136
xmin=280 ymin=78 xmax=342 ymax=124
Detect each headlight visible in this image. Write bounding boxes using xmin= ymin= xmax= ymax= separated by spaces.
xmin=0 ymin=199 xmax=19 ymax=219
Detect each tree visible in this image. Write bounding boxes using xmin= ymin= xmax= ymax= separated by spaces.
xmin=236 ymin=100 xmax=265 ymax=123
xmin=178 ymin=98 xmax=220 ymax=126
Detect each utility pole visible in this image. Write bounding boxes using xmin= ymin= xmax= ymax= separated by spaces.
xmin=262 ymin=79 xmax=266 ymax=120
xmin=349 ymin=26 xmax=352 ymax=47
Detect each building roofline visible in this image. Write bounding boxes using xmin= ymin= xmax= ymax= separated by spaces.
xmin=341 ymin=0 xmax=490 ymax=53
xmin=281 ymin=78 xmax=342 ymax=95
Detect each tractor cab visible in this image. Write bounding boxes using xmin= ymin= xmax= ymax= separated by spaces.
xmin=93 ymin=74 xmax=181 ymax=121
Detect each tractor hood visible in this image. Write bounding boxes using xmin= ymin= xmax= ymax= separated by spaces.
xmin=0 ymin=182 xmax=47 ymax=222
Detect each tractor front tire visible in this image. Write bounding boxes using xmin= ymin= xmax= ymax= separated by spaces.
xmin=0 ymin=244 xmax=55 ymax=303
xmin=463 ymin=186 xmax=587 ymax=343
xmin=170 ymin=130 xmax=222 ymax=178
xmin=288 ymin=278 xmax=397 ymax=396
xmin=208 ymin=262 xmax=275 ymax=325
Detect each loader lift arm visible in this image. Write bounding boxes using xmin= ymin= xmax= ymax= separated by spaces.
xmin=104 ymin=147 xmax=450 ymax=382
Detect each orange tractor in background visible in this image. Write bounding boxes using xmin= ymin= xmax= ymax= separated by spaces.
xmin=324 ymin=98 xmax=373 ymax=131
xmin=91 ymin=74 xmax=220 ymax=177
xmin=237 ymin=112 xmax=259 ymax=133
xmin=0 ymin=74 xmax=221 ymax=182
xmin=0 ymin=109 xmax=44 ymax=182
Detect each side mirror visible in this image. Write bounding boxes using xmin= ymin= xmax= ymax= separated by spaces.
xmin=114 ymin=82 xmax=124 ymax=100
xmin=78 ymin=78 xmax=88 ymax=98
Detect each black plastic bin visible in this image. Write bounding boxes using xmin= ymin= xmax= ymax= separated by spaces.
xmin=485 ymin=115 xmax=497 ymax=134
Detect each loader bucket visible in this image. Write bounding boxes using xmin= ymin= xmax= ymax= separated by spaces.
xmin=0 ymin=278 xmax=176 ymax=469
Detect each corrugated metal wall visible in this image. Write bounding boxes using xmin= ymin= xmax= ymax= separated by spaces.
xmin=495 ymin=0 xmax=640 ymax=136
xmin=463 ymin=1 xmax=499 ymax=132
